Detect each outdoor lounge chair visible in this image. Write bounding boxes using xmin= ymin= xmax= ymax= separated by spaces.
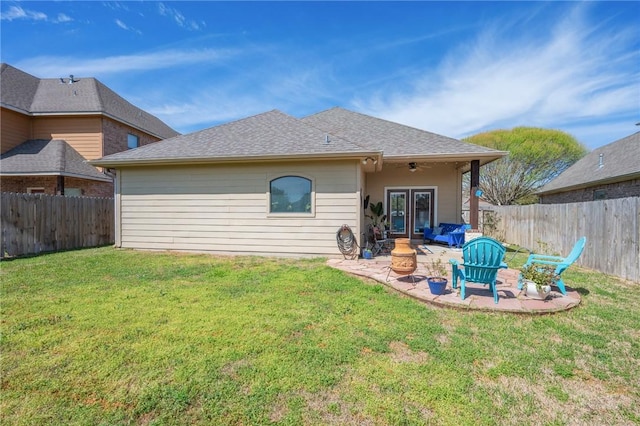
xmin=365 ymin=224 xmax=389 ymax=256
xmin=424 ymin=223 xmax=470 ymax=248
xmin=518 ymin=237 xmax=586 ymax=296
xmin=450 ymin=236 xmax=507 ymax=304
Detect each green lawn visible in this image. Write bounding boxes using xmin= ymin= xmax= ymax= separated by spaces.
xmin=1 ymin=247 xmax=639 ymax=425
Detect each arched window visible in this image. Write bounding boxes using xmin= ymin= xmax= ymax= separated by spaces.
xmin=269 ymin=176 xmax=312 ymax=213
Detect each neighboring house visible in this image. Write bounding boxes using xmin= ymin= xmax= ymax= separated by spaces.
xmin=92 ymin=107 xmax=507 ymax=257
xmin=0 ymin=63 xmax=179 ymax=197
xmin=537 ymin=132 xmax=640 ymax=204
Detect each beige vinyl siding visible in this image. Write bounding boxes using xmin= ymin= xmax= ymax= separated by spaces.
xmin=32 ymin=116 xmax=102 ymax=160
xmin=365 ymin=162 xmax=462 ymax=224
xmin=117 ymin=161 xmax=360 ymax=256
xmin=1 ymin=108 xmax=31 ymax=154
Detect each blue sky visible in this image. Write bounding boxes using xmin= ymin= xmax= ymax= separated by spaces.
xmin=1 ymin=1 xmax=638 ymax=150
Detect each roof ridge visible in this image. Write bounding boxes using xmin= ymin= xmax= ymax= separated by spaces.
xmin=305 ymin=107 xmax=464 ymax=145
xmin=91 ymin=78 xmax=106 ymax=113
xmin=53 ymin=139 xmax=67 ymax=171
xmin=302 ymin=106 xmax=341 ymax=119
xmin=299 ymin=112 xmax=370 ymax=151
xmin=201 ymin=109 xmax=290 ymax=132
xmin=336 ymin=107 xmax=462 ymax=140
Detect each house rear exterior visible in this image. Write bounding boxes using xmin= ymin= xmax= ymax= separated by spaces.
xmin=92 ymin=108 xmax=507 ymax=257
xmin=0 ymin=63 xmax=179 ymax=197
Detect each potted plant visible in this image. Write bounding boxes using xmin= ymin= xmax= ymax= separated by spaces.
xmin=425 ymin=254 xmax=449 ymax=295
xmin=520 ymin=264 xmax=557 ymax=300
xmin=365 ymin=199 xmax=387 ymax=232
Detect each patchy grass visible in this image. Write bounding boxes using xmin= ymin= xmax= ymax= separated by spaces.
xmin=1 ymin=247 xmax=639 ymax=425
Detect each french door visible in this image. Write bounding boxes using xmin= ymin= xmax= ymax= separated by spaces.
xmin=386 ymin=188 xmax=435 ymax=239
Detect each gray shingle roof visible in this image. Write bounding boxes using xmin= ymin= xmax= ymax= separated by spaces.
xmin=92 ymin=107 xmax=507 ymax=166
xmin=0 ymin=139 xmax=112 ymax=182
xmin=0 ymin=63 xmax=40 ymax=113
xmin=1 ymin=63 xmax=178 ymax=139
xmin=92 ymin=110 xmax=376 ymax=165
xmin=538 ymin=131 xmax=640 ymax=194
xmin=302 ymin=107 xmax=505 ymax=158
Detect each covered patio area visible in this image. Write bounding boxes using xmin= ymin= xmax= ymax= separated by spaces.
xmin=327 ymin=245 xmax=581 ymax=314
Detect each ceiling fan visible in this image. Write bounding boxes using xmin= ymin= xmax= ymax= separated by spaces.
xmin=395 ymin=162 xmax=432 ymax=172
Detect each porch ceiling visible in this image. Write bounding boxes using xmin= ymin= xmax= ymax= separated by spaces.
xmin=382 ymin=152 xmax=507 ymax=170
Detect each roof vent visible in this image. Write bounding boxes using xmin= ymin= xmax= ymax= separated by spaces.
xmin=60 ymin=74 xmax=79 ymax=84
xmin=598 ymin=153 xmax=604 ymax=169
xmin=325 ymin=134 xmax=330 ymax=144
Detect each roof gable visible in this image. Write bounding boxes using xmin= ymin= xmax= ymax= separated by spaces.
xmin=0 ymin=63 xmax=178 ymax=140
xmin=0 ymin=139 xmax=112 ymax=182
xmin=538 ymin=131 xmax=640 ymax=194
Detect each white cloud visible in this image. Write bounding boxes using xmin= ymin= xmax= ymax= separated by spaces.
xmin=102 ymin=2 xmax=130 ymax=13
xmin=563 ymin=120 xmax=639 ymax=150
xmin=114 ymin=19 xmax=128 ymax=30
xmin=157 ymin=2 xmax=203 ymax=31
xmin=114 ymin=18 xmax=141 ymax=34
xmin=356 ymin=4 xmax=639 ymax=148
xmin=1 ymin=5 xmax=47 ymax=21
xmin=15 ymin=48 xmax=238 ymax=77
xmin=1 ymin=5 xmax=72 ymax=23
xmin=54 ymin=13 xmax=72 ymax=23
xmin=147 ymin=93 xmax=268 ymax=131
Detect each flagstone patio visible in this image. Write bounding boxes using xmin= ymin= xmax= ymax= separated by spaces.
xmin=327 ymin=245 xmax=581 ymax=314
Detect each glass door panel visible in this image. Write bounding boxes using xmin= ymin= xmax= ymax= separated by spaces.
xmin=413 ymin=190 xmax=434 ymax=238
xmin=386 ymin=188 xmax=435 ymax=240
xmin=388 ymin=191 xmax=408 ymax=237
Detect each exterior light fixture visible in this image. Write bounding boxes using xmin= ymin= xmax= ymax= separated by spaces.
xmin=362 ymin=157 xmax=378 ymax=165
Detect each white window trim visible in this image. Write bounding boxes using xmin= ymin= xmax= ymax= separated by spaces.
xmin=384 ymin=185 xmax=439 ymax=226
xmin=27 ymin=187 xmax=45 ymax=194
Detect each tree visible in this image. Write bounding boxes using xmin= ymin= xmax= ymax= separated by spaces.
xmin=463 ymin=127 xmax=587 ymax=205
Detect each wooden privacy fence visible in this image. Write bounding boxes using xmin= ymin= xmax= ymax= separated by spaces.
xmin=490 ymin=197 xmax=639 ymax=283
xmin=1 ymin=193 xmax=114 ymax=258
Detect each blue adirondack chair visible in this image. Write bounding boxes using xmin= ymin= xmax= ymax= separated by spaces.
xmin=449 ymin=237 xmax=507 ymax=304
xmin=518 ymin=237 xmax=586 ymax=296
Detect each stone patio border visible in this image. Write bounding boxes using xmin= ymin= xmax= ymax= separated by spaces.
xmin=327 ymin=248 xmax=581 ymax=314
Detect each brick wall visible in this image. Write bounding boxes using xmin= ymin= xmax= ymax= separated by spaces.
xmin=65 ymin=177 xmax=114 ymax=197
xmin=540 ymin=178 xmax=640 ymax=204
xmin=1 ymin=176 xmax=113 ymax=197
xmin=102 ymin=117 xmax=161 ymax=156
xmin=1 ymin=176 xmax=58 ymax=194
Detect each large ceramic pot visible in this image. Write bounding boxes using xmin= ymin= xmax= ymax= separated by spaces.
xmin=390 ymin=238 xmax=417 ymax=275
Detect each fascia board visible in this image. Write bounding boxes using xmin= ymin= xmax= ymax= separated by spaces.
xmin=90 ymin=151 xmax=383 ymax=168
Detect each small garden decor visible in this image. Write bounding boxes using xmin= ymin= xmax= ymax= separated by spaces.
xmin=520 ymin=264 xmax=557 ymax=300
xmin=426 ymin=255 xmax=448 ymax=295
